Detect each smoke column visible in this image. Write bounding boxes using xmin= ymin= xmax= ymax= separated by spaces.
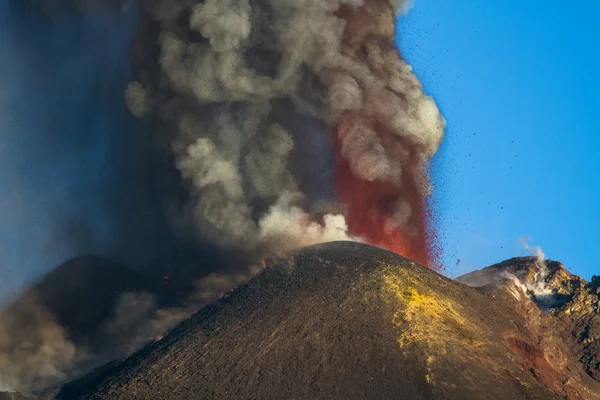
xmin=126 ymin=0 xmax=445 ymax=264
xmin=9 ymin=0 xmax=444 ymax=269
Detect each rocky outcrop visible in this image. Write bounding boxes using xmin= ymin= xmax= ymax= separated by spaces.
xmin=553 ymin=276 xmax=600 ymax=383
xmin=460 ymin=257 xmax=600 ymax=395
xmin=457 ymin=256 xmax=585 ymax=309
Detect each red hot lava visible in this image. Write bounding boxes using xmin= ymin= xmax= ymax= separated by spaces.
xmin=333 ymin=0 xmax=440 ymax=268
xmin=334 ymin=114 xmax=433 ymax=267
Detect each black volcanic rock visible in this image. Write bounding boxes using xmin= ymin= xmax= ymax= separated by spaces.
xmin=56 ymin=242 xmax=600 ymax=400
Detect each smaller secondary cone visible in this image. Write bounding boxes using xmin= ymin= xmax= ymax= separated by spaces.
xmin=55 ymin=242 xmax=600 ymax=400
xmin=458 ymin=256 xmax=600 ymax=391
xmin=0 ymin=256 xmax=161 ymax=392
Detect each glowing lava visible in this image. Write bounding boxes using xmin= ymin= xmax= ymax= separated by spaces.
xmin=330 ymin=0 xmax=442 ymax=268
xmin=334 ymin=113 xmax=433 ymax=267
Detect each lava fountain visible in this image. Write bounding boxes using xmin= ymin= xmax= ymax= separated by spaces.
xmin=332 ymin=0 xmax=443 ymax=266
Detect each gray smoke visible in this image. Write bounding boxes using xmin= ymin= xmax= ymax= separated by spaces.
xmin=0 ymin=295 xmax=78 ymax=392
xmin=17 ymin=0 xmax=444 ymax=256
xmin=126 ymin=0 xmax=445 ymax=256
xmin=0 ymin=268 xmax=259 ymax=393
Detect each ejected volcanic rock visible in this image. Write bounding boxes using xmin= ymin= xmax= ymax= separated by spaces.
xmin=56 ymin=242 xmax=600 ymax=400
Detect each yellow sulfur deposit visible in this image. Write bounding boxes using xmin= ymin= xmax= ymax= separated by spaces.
xmin=380 ymin=265 xmax=480 ymax=351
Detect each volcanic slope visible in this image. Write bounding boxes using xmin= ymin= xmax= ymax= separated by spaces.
xmin=459 ymin=257 xmax=600 ymax=393
xmin=55 ymin=242 xmax=600 ymax=400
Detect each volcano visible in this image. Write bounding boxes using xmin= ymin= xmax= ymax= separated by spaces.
xmin=45 ymin=242 xmax=600 ymax=400
xmin=0 ymin=255 xmax=160 ymax=348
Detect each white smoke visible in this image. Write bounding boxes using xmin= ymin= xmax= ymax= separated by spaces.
xmin=519 ymin=236 xmax=554 ymax=308
xmin=258 ymin=193 xmax=355 ymax=253
xmin=499 ymin=271 xmax=530 ymax=301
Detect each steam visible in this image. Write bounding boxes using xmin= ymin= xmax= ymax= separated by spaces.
xmin=501 ymin=273 xmax=529 ymax=301
xmin=457 ymin=237 xmax=559 ymax=311
xmin=520 ymin=236 xmax=547 ymax=268
xmin=498 ymin=238 xmax=553 ymax=308
xmin=126 ymin=0 xmax=445 ymax=258
xmin=519 ymin=237 xmax=554 ymax=309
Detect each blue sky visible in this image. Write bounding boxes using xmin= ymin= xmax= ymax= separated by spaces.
xmin=397 ymin=0 xmax=600 ymax=279
xmin=0 ymin=0 xmax=598 ymax=303
xmin=0 ymin=5 xmax=147 ymax=302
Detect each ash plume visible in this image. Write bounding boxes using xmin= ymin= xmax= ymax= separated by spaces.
xmin=127 ymin=0 xmax=445 ymax=262
xmin=11 ymin=0 xmax=445 ymax=263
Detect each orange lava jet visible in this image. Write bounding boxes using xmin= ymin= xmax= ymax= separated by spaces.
xmin=332 ymin=0 xmax=440 ymax=268
xmin=334 ymin=113 xmax=433 ymax=267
